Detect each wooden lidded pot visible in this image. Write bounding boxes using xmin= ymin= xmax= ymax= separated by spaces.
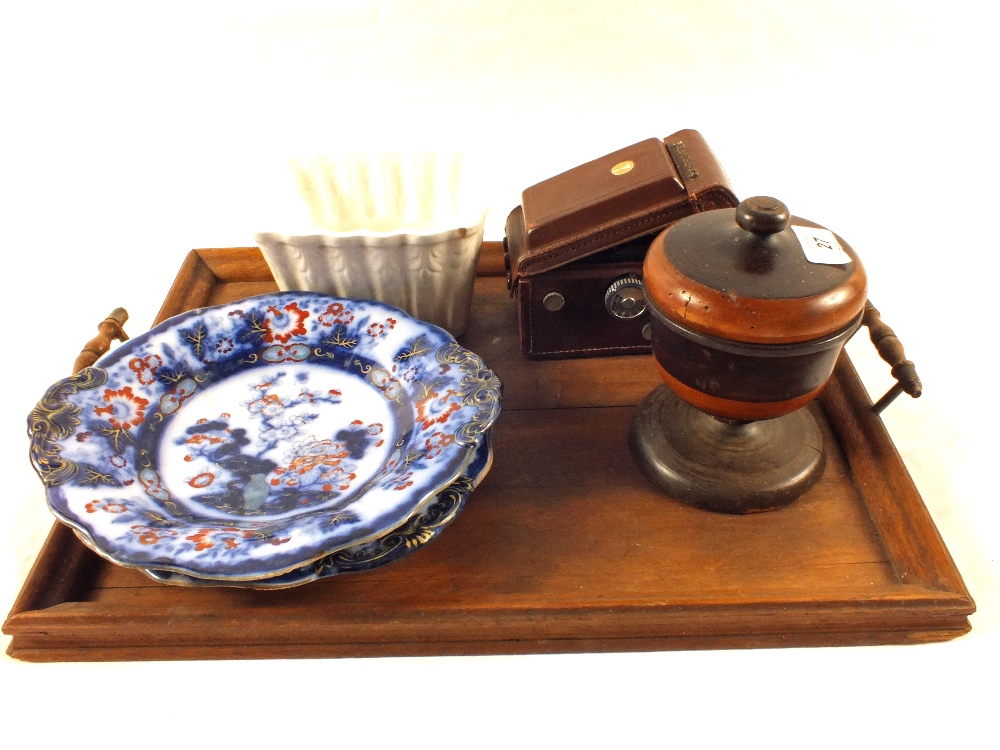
xmin=642 ymin=195 xmax=868 ymax=421
xmin=630 ymin=196 xmax=868 ymax=514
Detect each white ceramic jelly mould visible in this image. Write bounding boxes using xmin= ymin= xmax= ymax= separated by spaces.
xmin=254 ymin=153 xmax=488 ymax=336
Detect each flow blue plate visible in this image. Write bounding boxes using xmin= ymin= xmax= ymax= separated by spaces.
xmin=29 ymin=292 xmax=501 ymax=581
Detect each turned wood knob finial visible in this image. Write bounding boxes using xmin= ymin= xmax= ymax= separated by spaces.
xmin=73 ymin=308 xmax=129 ymax=374
xmin=736 ymin=196 xmax=790 ymax=235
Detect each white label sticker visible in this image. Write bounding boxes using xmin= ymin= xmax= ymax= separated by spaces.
xmin=791 ymin=225 xmax=852 ymax=265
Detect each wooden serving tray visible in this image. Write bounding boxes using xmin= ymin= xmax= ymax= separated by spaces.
xmin=4 ymin=244 xmax=974 ymax=661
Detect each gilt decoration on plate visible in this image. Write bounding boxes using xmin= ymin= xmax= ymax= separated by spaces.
xmin=28 ymin=292 xmax=501 ymax=581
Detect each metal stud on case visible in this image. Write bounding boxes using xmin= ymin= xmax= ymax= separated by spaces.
xmin=542 ymin=291 xmax=566 ymax=312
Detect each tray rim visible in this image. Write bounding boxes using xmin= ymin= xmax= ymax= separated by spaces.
xmin=4 ymin=244 xmax=975 ymax=661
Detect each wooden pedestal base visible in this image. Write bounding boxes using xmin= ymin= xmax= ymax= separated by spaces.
xmin=630 ymin=385 xmax=826 ymax=514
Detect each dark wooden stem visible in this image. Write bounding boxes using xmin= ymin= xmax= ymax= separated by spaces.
xmin=73 ymin=308 xmax=130 ymax=373
xmin=861 ymin=301 xmax=921 ymax=413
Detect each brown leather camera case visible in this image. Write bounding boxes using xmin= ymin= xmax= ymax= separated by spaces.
xmin=504 ymin=129 xmax=737 ymax=359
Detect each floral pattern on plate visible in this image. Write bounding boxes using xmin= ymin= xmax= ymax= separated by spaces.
xmin=28 ymin=292 xmax=501 ymax=580
xmin=142 ymin=433 xmax=492 ymax=588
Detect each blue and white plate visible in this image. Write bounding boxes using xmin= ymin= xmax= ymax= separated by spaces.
xmin=28 ymin=292 xmax=501 ymax=581
xmin=141 ymin=433 xmax=492 ymax=588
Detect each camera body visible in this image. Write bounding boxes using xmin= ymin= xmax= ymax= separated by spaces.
xmin=504 ymin=130 xmax=737 ymax=359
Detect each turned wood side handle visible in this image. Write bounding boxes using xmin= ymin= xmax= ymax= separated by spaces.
xmin=73 ymin=308 xmax=130 ymax=374
xmin=861 ymin=300 xmax=921 ymax=414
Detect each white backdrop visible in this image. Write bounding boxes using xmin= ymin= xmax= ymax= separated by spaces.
xmin=1 ymin=2 xmax=997 ymax=745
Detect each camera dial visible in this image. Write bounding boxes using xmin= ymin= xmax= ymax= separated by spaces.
xmin=605 ymin=275 xmax=646 ymax=319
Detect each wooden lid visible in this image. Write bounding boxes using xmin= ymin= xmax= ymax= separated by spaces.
xmin=643 ymin=196 xmax=868 ymax=344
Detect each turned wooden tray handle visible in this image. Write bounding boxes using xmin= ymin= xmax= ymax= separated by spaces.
xmin=73 ymin=308 xmax=129 ymax=373
xmin=860 ymin=300 xmax=921 ymax=414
